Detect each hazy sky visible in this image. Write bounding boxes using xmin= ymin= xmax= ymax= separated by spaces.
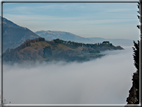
xmin=2 ymin=0 xmax=140 ymax=40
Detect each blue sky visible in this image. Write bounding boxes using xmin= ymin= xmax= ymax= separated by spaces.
xmin=2 ymin=0 xmax=140 ymax=40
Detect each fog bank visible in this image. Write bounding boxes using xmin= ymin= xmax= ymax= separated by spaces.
xmin=2 ymin=47 xmax=135 ymax=104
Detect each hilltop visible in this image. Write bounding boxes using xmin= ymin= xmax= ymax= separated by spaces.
xmin=3 ymin=37 xmax=123 ymax=63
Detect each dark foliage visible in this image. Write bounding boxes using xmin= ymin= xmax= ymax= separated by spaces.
xmin=43 ymin=46 xmax=52 ymax=58
xmin=126 ymin=40 xmax=139 ymax=104
xmin=53 ymin=39 xmax=123 ymax=50
xmin=132 ymin=41 xmax=139 ymax=73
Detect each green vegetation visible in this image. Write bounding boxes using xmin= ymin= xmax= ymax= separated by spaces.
xmin=3 ymin=38 xmax=123 ymax=63
xmin=53 ymin=39 xmax=121 ymax=51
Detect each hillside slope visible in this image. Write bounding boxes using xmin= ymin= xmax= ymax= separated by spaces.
xmin=2 ymin=17 xmax=39 ymax=52
xmin=3 ymin=38 xmax=123 ymax=63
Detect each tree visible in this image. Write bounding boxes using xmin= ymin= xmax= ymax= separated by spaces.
xmin=132 ymin=41 xmax=139 ymax=73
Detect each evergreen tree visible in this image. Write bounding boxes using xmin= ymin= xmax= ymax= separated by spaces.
xmin=132 ymin=41 xmax=139 ymax=73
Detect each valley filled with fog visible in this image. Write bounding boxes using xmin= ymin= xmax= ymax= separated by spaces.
xmin=2 ymin=46 xmax=135 ymax=104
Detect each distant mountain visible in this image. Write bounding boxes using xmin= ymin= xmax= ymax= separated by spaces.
xmin=2 ymin=17 xmax=40 ymax=52
xmin=3 ymin=38 xmax=123 ymax=63
xmin=1 ymin=17 xmax=132 ymax=53
xmin=35 ymin=30 xmax=133 ymax=46
xmin=35 ymin=30 xmax=91 ymax=42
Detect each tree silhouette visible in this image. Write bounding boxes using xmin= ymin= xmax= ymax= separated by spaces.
xmin=132 ymin=41 xmax=139 ymax=73
xmin=126 ymin=41 xmax=139 ymax=104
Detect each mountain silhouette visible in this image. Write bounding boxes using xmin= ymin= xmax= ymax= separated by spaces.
xmin=1 ymin=17 xmax=39 ymax=52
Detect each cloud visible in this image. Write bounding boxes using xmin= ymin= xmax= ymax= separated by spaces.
xmin=2 ymin=48 xmax=136 ymax=104
xmin=2 ymin=2 xmax=138 ymax=40
xmin=4 ymin=14 xmax=137 ymax=27
xmin=76 ymin=19 xmax=137 ymax=25
xmin=3 ymin=13 xmax=139 ymax=40
xmin=106 ymin=8 xmax=136 ymax=13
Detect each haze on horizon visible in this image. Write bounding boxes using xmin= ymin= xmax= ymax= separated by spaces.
xmin=2 ymin=1 xmax=139 ymax=40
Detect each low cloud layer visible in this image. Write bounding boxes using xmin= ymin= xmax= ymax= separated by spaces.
xmin=2 ymin=47 xmax=135 ymax=104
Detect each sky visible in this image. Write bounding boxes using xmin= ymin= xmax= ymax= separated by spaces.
xmin=1 ymin=0 xmax=140 ymax=40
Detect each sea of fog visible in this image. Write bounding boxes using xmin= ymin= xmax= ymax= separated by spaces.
xmin=1 ymin=46 xmax=136 ymax=104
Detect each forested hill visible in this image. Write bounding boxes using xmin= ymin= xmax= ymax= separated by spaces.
xmin=53 ymin=38 xmax=123 ymax=51
xmin=3 ymin=38 xmax=123 ymax=63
